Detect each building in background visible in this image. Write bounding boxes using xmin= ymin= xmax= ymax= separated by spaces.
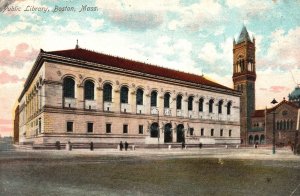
xmin=250 ymin=95 xmax=300 ymax=146
xmin=15 ymin=43 xmax=241 ymax=147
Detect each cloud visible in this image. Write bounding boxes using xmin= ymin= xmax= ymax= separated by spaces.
xmin=257 ymin=27 xmax=300 ymax=70
xmin=0 ymin=119 xmax=13 ymax=125
xmin=226 ymin=0 xmax=273 ymax=17
xmin=198 ymin=43 xmax=219 ymax=64
xmin=168 ymin=0 xmax=223 ymax=31
xmin=0 ymin=43 xmax=38 ymax=68
xmin=255 ymin=68 xmax=300 ymax=109
xmin=269 ymin=86 xmax=290 ymax=93
xmin=96 ymin=0 xmax=172 ymax=30
xmin=197 ymin=38 xmax=233 ymax=75
xmin=87 ymin=18 xmax=104 ymax=30
xmin=0 ymin=72 xmax=24 ymax=84
xmin=1 ymin=21 xmax=32 ymax=34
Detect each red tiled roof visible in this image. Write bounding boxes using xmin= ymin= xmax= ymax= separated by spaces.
xmin=45 ymin=48 xmax=233 ymax=91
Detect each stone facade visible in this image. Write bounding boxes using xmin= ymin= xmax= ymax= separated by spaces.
xmin=17 ymin=48 xmax=241 ymax=146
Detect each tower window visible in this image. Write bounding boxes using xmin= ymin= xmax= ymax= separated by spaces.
xmin=220 ymin=129 xmax=223 ymax=137
xmin=211 ymin=129 xmax=214 ymax=136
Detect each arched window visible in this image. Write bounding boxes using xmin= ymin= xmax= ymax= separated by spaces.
xmin=229 ymin=129 xmax=232 ymax=137
xmin=188 ymin=96 xmax=193 ymax=111
xmin=227 ymin=102 xmax=232 ymax=115
xmin=277 ymin=121 xmax=280 ymax=130
xmin=283 ymin=120 xmax=286 ymax=130
xmin=164 ymin=93 xmax=170 ymax=108
xmin=120 ymin=86 xmax=129 ymax=104
xmin=84 ymin=80 xmax=94 ymax=100
xmin=176 ymin=95 xmax=182 ymax=110
xmin=103 ymin=83 xmax=112 ymax=102
xmin=136 ymin=88 xmax=143 ymax=105
xmin=199 ymin=98 xmax=204 ymax=112
xmin=209 ymin=99 xmax=214 ymax=113
xmin=291 ymin=120 xmax=294 ymax=129
xmin=63 ymin=77 xmax=75 ymax=98
xmin=150 ymin=123 xmax=159 ymax=138
xmin=249 ymin=135 xmax=253 ymax=144
xmin=280 ymin=121 xmax=283 ymax=130
xmin=151 ymin=91 xmax=157 ymax=107
xmin=260 ymin=135 xmax=265 ymax=144
xmin=218 ymin=100 xmax=223 ymax=114
xmin=287 ymin=120 xmax=290 ymax=130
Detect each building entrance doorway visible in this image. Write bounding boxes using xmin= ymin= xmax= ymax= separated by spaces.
xmin=164 ymin=123 xmax=172 ymax=143
xmin=177 ymin=124 xmax=185 ymax=143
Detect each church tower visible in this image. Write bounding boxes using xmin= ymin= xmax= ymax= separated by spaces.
xmin=233 ymin=26 xmax=256 ymax=144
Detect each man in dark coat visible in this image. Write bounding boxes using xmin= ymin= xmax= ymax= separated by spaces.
xmin=120 ymin=141 xmax=123 ymax=151
xmin=125 ymin=141 xmax=129 ymax=151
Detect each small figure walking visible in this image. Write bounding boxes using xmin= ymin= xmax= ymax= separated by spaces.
xmin=125 ymin=141 xmax=128 ymax=151
xmin=199 ymin=142 xmax=203 ymax=149
xmin=120 ymin=141 xmax=123 ymax=151
xmin=68 ymin=141 xmax=72 ymax=151
xmin=90 ymin=142 xmax=94 ymax=151
xmin=181 ymin=141 xmax=185 ymax=149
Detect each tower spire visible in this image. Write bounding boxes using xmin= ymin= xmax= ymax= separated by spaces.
xmin=75 ymin=39 xmax=79 ymax=49
xmin=237 ymin=25 xmax=251 ymax=44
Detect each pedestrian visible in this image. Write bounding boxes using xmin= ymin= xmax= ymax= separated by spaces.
xmin=199 ymin=142 xmax=202 ymax=149
xmin=90 ymin=142 xmax=94 ymax=151
xmin=181 ymin=141 xmax=185 ymax=149
xmin=69 ymin=141 xmax=72 ymax=151
xmin=120 ymin=141 xmax=123 ymax=151
xmin=125 ymin=141 xmax=128 ymax=151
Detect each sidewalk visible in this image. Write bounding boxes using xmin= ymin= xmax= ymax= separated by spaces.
xmin=14 ymin=146 xmax=300 ymax=161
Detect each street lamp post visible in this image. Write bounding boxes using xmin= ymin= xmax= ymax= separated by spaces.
xmin=271 ymin=98 xmax=278 ymax=154
xmin=157 ymin=108 xmax=160 ymax=149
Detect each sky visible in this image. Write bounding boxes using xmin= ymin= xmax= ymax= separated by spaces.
xmin=0 ymin=0 xmax=299 ymax=137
